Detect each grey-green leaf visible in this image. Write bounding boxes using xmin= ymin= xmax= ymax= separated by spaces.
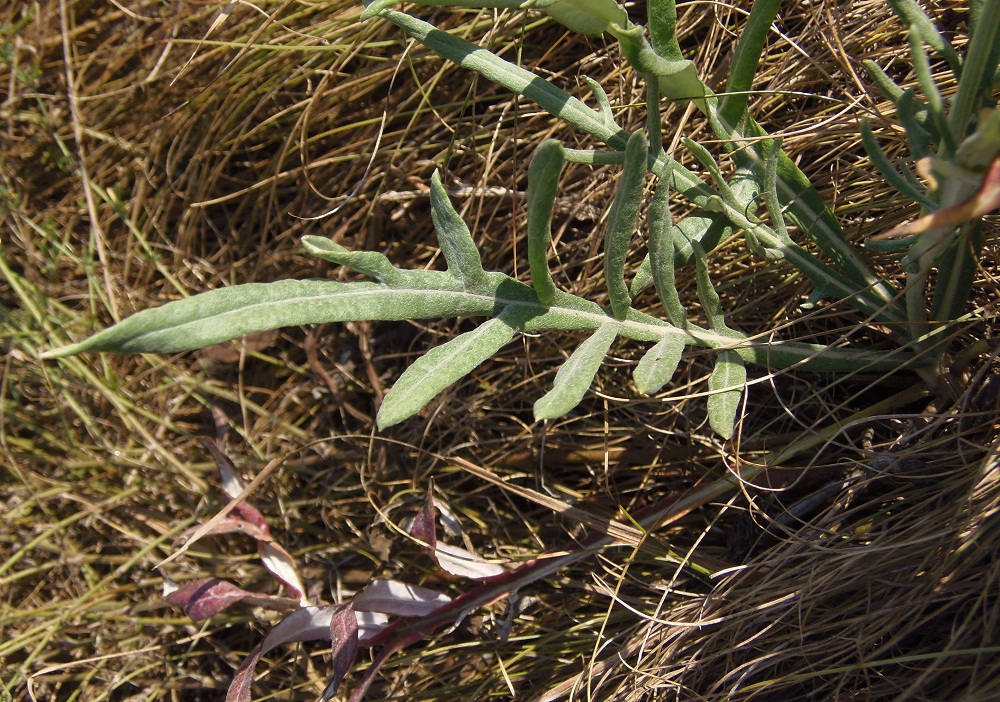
xmin=692 ymin=240 xmax=728 ymax=333
xmin=527 ymin=140 xmax=565 ymax=305
xmin=707 ymin=350 xmax=746 ymax=439
xmin=534 ymin=322 xmax=618 ymax=420
xmin=605 ymin=130 xmax=648 ymax=319
xmin=377 ymin=307 xmax=523 ymax=429
xmin=647 ymin=0 xmax=683 ymax=61
xmin=647 ymin=176 xmax=687 ymax=327
xmin=719 ymin=0 xmax=781 ymax=126
xmin=303 ymin=236 xmax=403 ymax=285
xmin=634 ymin=334 xmax=685 ymax=395
xmin=430 ymin=170 xmax=489 ymax=291
xmin=41 ymin=278 xmax=478 ymax=357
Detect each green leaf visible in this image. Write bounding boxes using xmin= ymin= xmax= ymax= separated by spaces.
xmin=707 ymin=350 xmax=746 ymax=440
xmin=303 ymin=236 xmax=404 ymax=285
xmin=611 ymin=24 xmax=707 ymax=109
xmin=377 ymin=307 xmax=524 ymax=428
xmin=950 ymin=0 xmax=1000 ymax=140
xmin=719 ymin=0 xmax=781 ymax=126
xmin=759 ymin=138 xmax=788 ymax=240
xmin=40 ymin=279 xmax=485 ymax=357
xmin=692 ymin=240 xmax=732 ymax=334
xmin=605 ymin=130 xmax=648 ymax=319
xmin=378 ymin=9 xmax=904 ymax=324
xmin=534 ymin=322 xmax=618 ymax=420
xmin=930 ymin=223 xmax=981 ymax=326
xmin=897 ymin=89 xmax=934 ymax=160
xmin=955 ymin=106 xmax=1000 ymax=172
xmin=42 ymin=260 xmax=920 ymax=373
xmin=647 ymin=176 xmax=687 ymax=327
xmin=583 ymin=76 xmax=617 ymax=128
xmin=527 ymin=140 xmax=565 ymax=305
xmin=379 ymin=9 xmax=626 ymax=148
xmin=634 ymin=334 xmax=684 ymax=395
xmin=682 ymin=137 xmax=739 ymax=205
xmin=886 ymin=0 xmax=962 ymax=76
xmin=863 ymin=60 xmax=931 ymax=131
xmin=858 ymin=121 xmax=936 ymax=209
xmin=430 ymin=171 xmax=490 ymax=291
xmin=543 ymin=0 xmax=629 ymax=36
xmin=647 ymin=0 xmax=683 ymax=61
xmin=907 ymin=26 xmax=955 ymax=155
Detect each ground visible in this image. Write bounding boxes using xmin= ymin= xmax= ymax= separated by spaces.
xmin=2 ymin=1 xmax=999 ymax=700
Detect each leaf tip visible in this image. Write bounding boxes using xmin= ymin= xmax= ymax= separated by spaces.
xmin=39 ymin=342 xmax=84 ymax=359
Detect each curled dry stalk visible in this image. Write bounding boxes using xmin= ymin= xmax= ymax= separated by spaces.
xmin=38 ymin=0 xmax=1000 ymax=699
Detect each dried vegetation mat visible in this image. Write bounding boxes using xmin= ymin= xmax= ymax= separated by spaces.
xmin=2 ymin=0 xmax=999 ymax=700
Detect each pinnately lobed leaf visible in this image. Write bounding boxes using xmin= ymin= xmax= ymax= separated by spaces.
xmin=534 ymin=322 xmax=619 ymax=420
xmin=707 ymin=349 xmax=746 ymax=440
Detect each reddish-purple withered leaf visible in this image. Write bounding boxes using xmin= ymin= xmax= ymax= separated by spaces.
xmin=165 ymin=578 xmax=250 ymax=620
xmin=410 ymin=483 xmax=438 ymax=548
xmin=321 ymin=603 xmax=359 ymax=701
xmin=186 ymin=441 xmax=308 ymax=603
xmin=432 ymin=542 xmax=508 ymax=580
xmin=352 ymin=578 xmax=451 ymax=617
xmin=162 ymin=578 xmax=297 ymax=620
xmin=227 ymin=605 xmax=390 ymax=702
xmin=409 ymin=483 xmax=506 ymax=580
xmin=201 ymin=437 xmax=245 ymax=500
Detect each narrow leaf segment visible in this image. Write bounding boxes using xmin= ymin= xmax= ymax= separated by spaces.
xmin=527 ymin=139 xmax=565 ymax=305
xmin=534 ymin=322 xmax=619 ymax=420
xmin=605 ymin=130 xmax=648 ymax=319
xmin=707 ymin=349 xmax=746 ymax=440
xmin=377 ymin=306 xmax=526 ymax=428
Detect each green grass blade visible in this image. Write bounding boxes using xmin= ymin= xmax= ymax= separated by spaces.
xmin=634 ymin=334 xmax=684 ymax=394
xmin=430 ymin=171 xmax=490 ymax=291
xmin=534 ymin=322 xmax=619 ymax=420
xmin=707 ymin=349 xmax=746 ymax=440
xmin=605 ymin=130 xmax=648 ymax=319
xmin=376 ymin=306 xmax=523 ymax=428
xmin=527 ymin=140 xmax=565 ymax=305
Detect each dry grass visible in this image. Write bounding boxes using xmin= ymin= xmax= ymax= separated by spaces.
xmin=2 ymin=0 xmax=998 ymax=700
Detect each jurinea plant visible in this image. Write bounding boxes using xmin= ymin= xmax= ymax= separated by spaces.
xmin=42 ymin=1 xmax=998 ymax=439
xmin=41 ymin=1 xmax=998 ymax=698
